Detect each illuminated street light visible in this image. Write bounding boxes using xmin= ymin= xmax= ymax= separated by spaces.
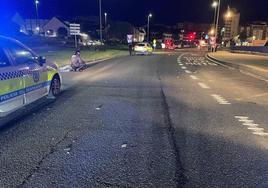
xmin=147 ymin=13 xmax=152 ymax=42
xmin=226 ymin=10 xmax=232 ymax=19
xmin=212 ymin=1 xmax=218 ymax=8
xmin=210 ymin=29 xmax=215 ymax=35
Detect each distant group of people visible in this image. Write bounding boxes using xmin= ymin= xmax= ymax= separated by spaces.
xmin=70 ymin=50 xmax=87 ymax=72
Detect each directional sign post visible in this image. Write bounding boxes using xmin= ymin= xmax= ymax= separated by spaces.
xmin=70 ymin=23 xmax=81 ymax=48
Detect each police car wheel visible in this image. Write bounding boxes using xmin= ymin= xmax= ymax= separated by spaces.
xmin=49 ymin=76 xmax=61 ymax=98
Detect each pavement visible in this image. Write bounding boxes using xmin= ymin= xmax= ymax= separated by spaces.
xmin=207 ymin=51 xmax=268 ymax=81
xmin=1 ymin=51 xmax=268 ymax=187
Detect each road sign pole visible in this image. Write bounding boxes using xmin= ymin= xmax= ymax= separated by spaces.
xmin=70 ymin=23 xmax=81 ymax=49
xmin=75 ymin=34 xmax=77 ymax=49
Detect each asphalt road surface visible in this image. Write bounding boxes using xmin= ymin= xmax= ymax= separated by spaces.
xmin=1 ymin=50 xmax=268 ymax=187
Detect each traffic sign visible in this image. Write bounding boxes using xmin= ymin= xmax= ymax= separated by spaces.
xmin=70 ymin=23 xmax=81 ymax=36
xmin=127 ymin=35 xmax=133 ymax=44
xmin=210 ymin=37 xmax=216 ymax=45
xmin=70 ymin=23 xmax=81 ymax=48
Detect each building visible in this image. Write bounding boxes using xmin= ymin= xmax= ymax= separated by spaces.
xmin=240 ymin=22 xmax=268 ymax=40
xmin=11 ymin=13 xmax=70 ymax=37
xmin=223 ymin=8 xmax=240 ymax=41
xmin=133 ymin=27 xmax=146 ymax=42
xmin=43 ymin=17 xmax=70 ymax=37
xmin=177 ymin=22 xmax=212 ymax=39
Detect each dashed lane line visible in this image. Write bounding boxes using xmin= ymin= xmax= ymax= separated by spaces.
xmin=198 ymin=82 xmax=210 ymax=89
xmin=185 ymin=70 xmax=192 ymax=74
xmin=190 ymin=75 xmax=199 ymax=80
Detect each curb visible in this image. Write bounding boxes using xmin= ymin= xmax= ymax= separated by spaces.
xmin=206 ymin=53 xmax=268 ymax=82
xmin=59 ymin=57 xmax=113 ymax=72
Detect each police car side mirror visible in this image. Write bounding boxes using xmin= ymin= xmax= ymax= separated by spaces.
xmin=38 ymin=56 xmax=46 ymax=66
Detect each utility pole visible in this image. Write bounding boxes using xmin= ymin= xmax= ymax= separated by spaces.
xmin=99 ymin=0 xmax=103 ymax=43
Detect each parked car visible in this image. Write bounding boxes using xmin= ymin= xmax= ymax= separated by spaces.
xmin=134 ymin=42 xmax=153 ymax=55
xmin=0 ymin=36 xmax=61 ymax=117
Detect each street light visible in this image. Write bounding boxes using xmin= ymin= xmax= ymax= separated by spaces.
xmin=35 ymin=0 xmax=40 ymax=34
xmin=147 ymin=13 xmax=152 ymax=42
xmin=226 ymin=8 xmax=232 ymax=19
xmin=215 ymin=0 xmax=221 ymax=42
xmin=104 ymin=12 xmax=108 ymax=41
xmin=212 ymin=1 xmax=218 ymax=36
xmin=99 ymin=0 xmax=103 ymax=44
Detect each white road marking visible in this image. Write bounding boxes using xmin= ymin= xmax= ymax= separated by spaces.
xmin=253 ymin=132 xmax=268 ymax=136
xmin=235 ymin=116 xmax=249 ymax=119
xmin=198 ymin=82 xmax=210 ymax=89
xmin=239 ymin=119 xmax=254 ymax=123
xmin=190 ymin=75 xmax=199 ymax=80
xmin=211 ymin=94 xmax=231 ymax=105
xmin=248 ymin=127 xmax=264 ymax=131
xmin=185 ymin=70 xmax=192 ymax=74
xmin=181 ymin=66 xmax=187 ymax=69
xmin=235 ymin=115 xmax=268 ymax=137
xmin=243 ymin=123 xmax=259 ymax=127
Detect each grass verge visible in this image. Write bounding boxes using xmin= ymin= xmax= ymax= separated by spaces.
xmin=41 ymin=49 xmax=128 ymax=67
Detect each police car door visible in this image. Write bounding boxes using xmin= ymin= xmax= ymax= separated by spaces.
xmin=5 ymin=41 xmax=48 ymax=104
xmin=0 ymin=44 xmax=24 ymax=116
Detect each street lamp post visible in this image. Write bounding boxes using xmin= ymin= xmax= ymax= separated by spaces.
xmin=215 ymin=0 xmax=221 ymax=41
xmin=35 ymin=0 xmax=40 ymax=34
xmin=212 ymin=1 xmax=218 ymax=36
xmin=147 ymin=13 xmax=152 ymax=42
xmin=104 ymin=12 xmax=107 ymax=41
xmin=99 ymin=0 xmax=103 ymax=44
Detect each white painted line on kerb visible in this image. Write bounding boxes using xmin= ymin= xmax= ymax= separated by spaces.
xmin=198 ymin=82 xmax=210 ymax=89
xmin=185 ymin=70 xmax=192 ymax=74
xmin=190 ymin=75 xmax=199 ymax=80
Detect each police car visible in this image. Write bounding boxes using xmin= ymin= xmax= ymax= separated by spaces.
xmin=0 ymin=36 xmax=61 ymax=117
xmin=134 ymin=42 xmax=153 ymax=55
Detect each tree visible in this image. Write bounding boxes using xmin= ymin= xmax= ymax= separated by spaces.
xmin=109 ymin=21 xmax=134 ymax=42
xmin=238 ymin=30 xmax=248 ymax=45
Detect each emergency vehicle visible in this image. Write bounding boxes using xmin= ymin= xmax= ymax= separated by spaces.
xmin=0 ymin=36 xmax=61 ymax=117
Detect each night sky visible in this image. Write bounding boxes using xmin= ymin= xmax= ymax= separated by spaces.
xmin=1 ymin=0 xmax=268 ymax=25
